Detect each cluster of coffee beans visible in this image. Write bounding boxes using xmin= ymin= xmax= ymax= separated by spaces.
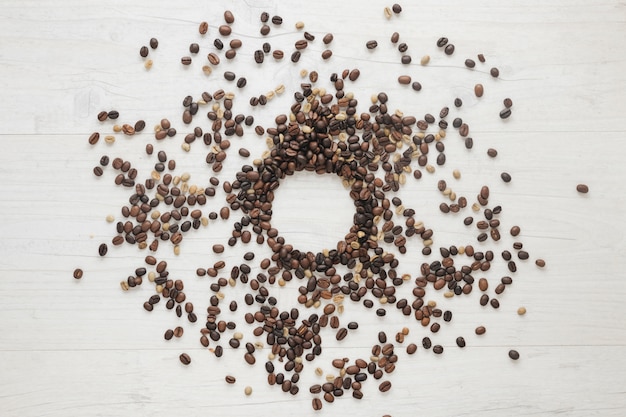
xmin=78 ymin=5 xmax=550 ymax=411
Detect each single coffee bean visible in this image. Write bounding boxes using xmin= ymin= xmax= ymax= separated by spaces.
xmin=225 ymin=49 xmax=236 ymax=59
xmin=73 ymin=268 xmax=83 ymax=279
xmin=321 ymin=50 xmax=333 ymax=60
xmin=213 ymin=244 xmax=225 ymax=253
xmin=98 ymin=243 xmax=108 ymax=256
xmin=576 ymin=184 xmax=589 ymax=193
xmin=323 ymin=33 xmax=334 ymax=44
xmin=312 ymin=398 xmax=322 ymax=410
xmin=224 ymin=71 xmax=236 ymax=81
xmin=398 ymin=75 xmax=411 ymax=85
xmin=487 ymin=148 xmax=498 ymax=157
xmin=391 ymin=32 xmax=400 ymax=43
xmin=454 ymin=98 xmax=463 ymax=107
xmin=366 ymin=40 xmax=378 ymax=49
xmin=199 ymin=21 xmax=208 ymax=35
xmin=433 ymin=345 xmax=444 ymax=354
xmin=179 ymin=353 xmax=191 ymax=365
xmin=139 ymin=46 xmax=149 ymax=58
xmin=536 ymin=259 xmax=546 ymax=267
xmin=436 ymin=37 xmax=448 ymax=47
xmin=107 ymin=110 xmax=119 ymax=119
xmin=134 ymin=120 xmax=145 ymax=132
xmin=254 ymin=50 xmax=264 ymax=63
xmin=272 ymin=50 xmax=284 ymax=60
xmin=93 ymin=166 xmax=103 ymax=176
xmin=490 ymin=67 xmax=500 ymax=77
xmin=456 ymin=337 xmax=466 ymax=347
xmin=291 ymin=51 xmax=301 ymax=62
xmin=295 ymin=39 xmax=308 ymax=50
xmin=224 ymin=10 xmax=234 ymax=23
xmin=422 ymin=337 xmax=432 ymax=349
xmin=509 ymin=350 xmax=520 ymax=360
xmin=181 ymin=56 xmax=192 ymax=65
xmin=379 ymin=381 xmax=392 ymax=392
xmin=500 ymin=108 xmax=512 ymax=119
xmin=474 ymin=83 xmax=484 ymax=97
xmin=149 ymin=38 xmax=158 ymax=49
xmin=401 ymin=55 xmax=412 ymax=64
xmin=225 ymin=375 xmax=236 ymax=384
xmin=348 ymin=69 xmax=360 ymax=81
xmin=465 ymin=58 xmax=476 ymax=68
xmin=260 ymin=11 xmax=269 ymax=22
xmin=406 ymin=343 xmax=417 ymax=354
xmin=412 ymin=81 xmax=422 ymax=91
xmin=501 ymin=172 xmax=512 ymax=183
xmin=189 ymin=43 xmax=199 ymax=54
xmin=219 ymin=25 xmax=231 ymax=36
xmin=475 ymin=326 xmax=486 ymax=335
xmin=444 ymin=44 xmax=455 ymax=55
xmin=392 ymin=3 xmax=402 ymax=13
xmin=504 ymin=98 xmax=513 ymax=108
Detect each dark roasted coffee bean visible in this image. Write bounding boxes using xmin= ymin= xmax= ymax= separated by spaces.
xmin=401 ymin=55 xmax=412 ymax=64
xmin=98 ymin=243 xmax=108 ymax=256
xmin=291 ymin=51 xmax=301 ymax=62
xmin=189 ymin=43 xmax=199 ymax=54
xmin=500 ymin=108 xmax=512 ymax=119
xmin=107 ymin=110 xmax=119 ymax=119
xmin=179 ymin=353 xmax=191 ymax=365
xmin=504 ymin=98 xmax=513 ymax=108
xmin=271 ymin=15 xmax=282 ymax=25
xmin=392 ymin=4 xmax=402 ymax=13
xmin=224 ymin=71 xmax=236 ymax=81
xmin=73 ymin=268 xmax=83 ymax=279
xmin=411 ymin=81 xmax=422 ymax=91
xmin=149 ymin=38 xmax=158 ymax=49
xmin=465 ymin=58 xmax=476 ymax=68
xmin=509 ymin=350 xmax=520 ymax=360
xmin=437 ymin=37 xmax=448 ymax=47
xmin=254 ymin=50 xmax=264 ymax=63
xmin=454 ymin=98 xmax=463 ymax=107
xmin=433 ymin=345 xmax=444 ymax=354
xmin=422 ymin=337 xmax=432 ymax=349
xmin=501 ymin=172 xmax=512 ymax=183
xmin=490 ymin=67 xmax=500 ymax=78
xmin=139 ymin=46 xmax=149 ymax=57
xmin=181 ymin=56 xmax=192 ymax=65
xmin=444 ymin=44 xmax=455 ymax=55
xmin=456 ymin=337 xmax=466 ymax=347
xmin=576 ymin=184 xmax=589 ymax=193
xmin=487 ymin=148 xmax=498 ymax=158
xmin=366 ymin=40 xmax=378 ymax=49
xmin=379 ymin=380 xmax=392 ymax=392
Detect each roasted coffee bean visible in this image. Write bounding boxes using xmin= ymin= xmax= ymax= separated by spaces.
xmin=379 ymin=381 xmax=392 ymax=392
xmin=312 ymin=398 xmax=322 ymax=410
xmin=504 ymin=98 xmax=513 ymax=108
xmin=219 ymin=25 xmax=231 ymax=36
xmin=474 ymin=83 xmax=484 ymax=97
xmin=509 ymin=350 xmax=520 ymax=360
xmin=149 ymin=38 xmax=158 ymax=49
xmin=412 ymin=81 xmax=422 ymax=91
xmin=422 ymin=337 xmax=432 ymax=349
xmin=139 ymin=46 xmax=149 ymax=57
xmin=272 ymin=50 xmax=284 ymax=60
xmin=475 ymin=326 xmax=486 ymax=335
xmin=271 ymin=15 xmax=283 ymax=25
xmin=199 ymin=21 xmax=208 ymax=35
xmin=437 ymin=37 xmax=448 ymax=47
xmin=291 ymin=51 xmax=301 ymax=62
xmin=490 ymin=67 xmax=500 ymax=78
xmin=179 ymin=353 xmax=191 ymax=365
xmin=433 ymin=345 xmax=444 ymax=354
xmin=254 ymin=50 xmax=264 ymax=63
xmin=465 ymin=58 xmax=476 ymax=68
xmin=444 ymin=44 xmax=455 ymax=55
xmin=501 ymin=172 xmax=512 ymax=183
xmin=398 ymin=75 xmax=411 ymax=85
xmin=73 ymin=268 xmax=83 ymax=279
xmin=576 ymin=184 xmax=589 ymax=193
xmin=366 ymin=40 xmax=378 ymax=49
xmin=98 ymin=243 xmax=108 ymax=256
xmin=401 ymin=55 xmax=412 ymax=64
xmin=487 ymin=148 xmax=498 ymax=158
xmin=500 ymin=108 xmax=512 ymax=119
xmin=456 ymin=337 xmax=466 ymax=347
xmin=454 ymin=98 xmax=463 ymax=107
xmin=260 ymin=24 xmax=270 ymax=35
xmin=224 ymin=71 xmax=236 ymax=81
xmin=181 ymin=56 xmax=192 ymax=65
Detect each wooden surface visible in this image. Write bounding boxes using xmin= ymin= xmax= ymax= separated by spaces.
xmin=1 ymin=1 xmax=626 ymax=416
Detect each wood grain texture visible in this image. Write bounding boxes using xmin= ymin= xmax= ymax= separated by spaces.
xmin=1 ymin=1 xmax=625 ymax=416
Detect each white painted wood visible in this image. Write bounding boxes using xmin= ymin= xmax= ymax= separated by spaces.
xmin=1 ymin=1 xmax=625 ymax=416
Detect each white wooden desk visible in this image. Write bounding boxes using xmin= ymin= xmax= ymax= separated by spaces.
xmin=1 ymin=1 xmax=625 ymax=416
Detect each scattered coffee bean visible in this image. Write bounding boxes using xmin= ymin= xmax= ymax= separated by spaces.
xmin=179 ymin=353 xmax=191 ymax=365
xmin=490 ymin=67 xmax=500 ymax=78
xmin=501 ymin=172 xmax=512 ymax=183
xmin=149 ymin=38 xmax=158 ymax=49
xmin=139 ymin=46 xmax=149 ymax=58
xmin=500 ymin=108 xmax=512 ymax=119
xmin=508 ymin=350 xmax=520 ymax=360
xmin=73 ymin=268 xmax=83 ymax=279
xmin=474 ymin=83 xmax=484 ymax=97
xmin=366 ymin=40 xmax=378 ymax=49
xmin=504 ymin=98 xmax=513 ymax=108
xmin=576 ymin=184 xmax=589 ymax=193
xmin=199 ymin=21 xmax=208 ymax=35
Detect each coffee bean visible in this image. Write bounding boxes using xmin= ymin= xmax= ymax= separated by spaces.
xmin=295 ymin=39 xmax=308 ymax=50
xmin=518 ymin=307 xmax=527 ymax=315
xmin=398 ymin=75 xmax=411 ymax=85
xmin=189 ymin=43 xmax=199 ymax=54
xmin=465 ymin=59 xmax=476 ymax=68
xmin=139 ymin=46 xmax=149 ymax=58
xmin=501 ymin=172 xmax=512 ymax=183
xmin=490 ymin=67 xmax=500 ymax=78
xmin=291 ymin=51 xmax=301 ymax=63
xmin=98 ymin=243 xmax=108 ymax=256
xmin=225 ymin=375 xmax=236 ymax=384
xmin=508 ymin=350 xmax=520 ymax=360
xmin=576 ymin=184 xmax=589 ymax=193
xmin=225 ymin=49 xmax=236 ymax=59
xmin=474 ymin=83 xmax=484 ymax=97
xmin=487 ymin=148 xmax=498 ymax=158
xmin=134 ymin=120 xmax=145 ymax=132
xmin=348 ymin=69 xmax=360 ymax=81
xmin=412 ymin=81 xmax=422 ymax=91
xmin=179 ymin=353 xmax=191 ymax=365
xmin=244 ymin=353 xmax=256 ymax=364
xmin=433 ymin=345 xmax=444 ymax=354
xmin=272 ymin=50 xmax=284 ymax=60
xmin=219 ymin=25 xmax=231 ymax=36
xmin=366 ymin=40 xmax=378 ymax=49
xmin=312 ymin=398 xmax=322 ymax=410
xmin=406 ymin=343 xmax=417 ymax=354
xmin=500 ymin=108 xmax=512 ymax=119
xmin=392 ymin=4 xmax=402 ymax=13
xmin=454 ymin=98 xmax=463 ymax=107
xmin=213 ymin=244 xmax=225 ymax=253
xmin=379 ymin=381 xmax=392 ymax=392
xmin=254 ymin=50 xmax=264 ymax=64
xmin=181 ymin=56 xmax=192 ymax=65
xmin=401 ymin=55 xmax=412 ymax=64
xmin=224 ymin=71 xmax=236 ymax=81
xmin=475 ymin=326 xmax=486 ymax=335
xmin=224 ymin=10 xmax=235 ymax=24
xmin=73 ymin=268 xmax=83 ymax=279
xmin=199 ymin=21 xmax=208 ymax=35
xmin=260 ymin=12 xmax=269 ymax=22
xmin=437 ymin=37 xmax=448 ymax=47
xmin=271 ymin=15 xmax=282 ymax=25
xmin=321 ymin=50 xmax=333 ymax=60
xmin=107 ymin=110 xmax=119 ymax=120
xmin=456 ymin=337 xmax=466 ymax=347
xmin=444 ymin=44 xmax=455 ymax=55
xmin=504 ymin=98 xmax=513 ymax=108
xmin=535 ymin=259 xmax=546 ymax=267
xmin=93 ymin=166 xmax=103 ymax=176
xmin=149 ymin=38 xmax=158 ymax=49
xmin=422 ymin=337 xmax=432 ymax=349
xmin=336 ymin=328 xmax=348 ymax=340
